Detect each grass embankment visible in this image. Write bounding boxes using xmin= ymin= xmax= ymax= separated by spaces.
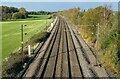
xmin=2 ymin=15 xmax=54 ymax=77
xmin=1 ymin=15 xmax=52 ymax=60
xmin=2 ymin=32 xmax=49 ymax=77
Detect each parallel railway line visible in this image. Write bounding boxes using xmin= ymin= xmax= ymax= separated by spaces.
xmin=21 ymin=16 xmax=110 ymax=78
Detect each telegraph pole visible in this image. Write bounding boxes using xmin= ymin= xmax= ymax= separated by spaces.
xmin=96 ymin=23 xmax=100 ymax=52
xmin=21 ymin=24 xmax=27 ymax=64
xmin=21 ymin=24 xmax=24 ymax=63
xmin=46 ymin=17 xmax=47 ymax=31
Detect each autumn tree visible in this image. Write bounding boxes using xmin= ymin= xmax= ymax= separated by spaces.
xmin=18 ymin=7 xmax=28 ymax=18
xmin=1 ymin=6 xmax=28 ymax=20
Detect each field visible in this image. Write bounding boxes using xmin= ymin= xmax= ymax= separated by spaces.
xmin=1 ymin=15 xmax=53 ymax=60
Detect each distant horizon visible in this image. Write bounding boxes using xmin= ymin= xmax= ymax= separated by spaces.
xmin=1 ymin=2 xmax=118 ymax=12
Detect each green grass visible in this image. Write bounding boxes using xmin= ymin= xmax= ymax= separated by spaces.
xmin=28 ymin=15 xmax=51 ymax=18
xmin=1 ymin=15 xmax=51 ymax=22
xmin=1 ymin=15 xmax=53 ymax=60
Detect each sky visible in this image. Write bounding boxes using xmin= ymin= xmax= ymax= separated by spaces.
xmin=1 ymin=2 xmax=118 ymax=12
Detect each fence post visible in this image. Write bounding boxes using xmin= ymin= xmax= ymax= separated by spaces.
xmin=28 ymin=45 xmax=31 ymax=56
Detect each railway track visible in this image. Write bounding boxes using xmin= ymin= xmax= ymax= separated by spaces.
xmin=21 ymin=16 xmax=110 ymax=78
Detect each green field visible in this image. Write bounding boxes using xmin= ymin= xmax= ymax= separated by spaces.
xmin=1 ymin=15 xmax=53 ymax=60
